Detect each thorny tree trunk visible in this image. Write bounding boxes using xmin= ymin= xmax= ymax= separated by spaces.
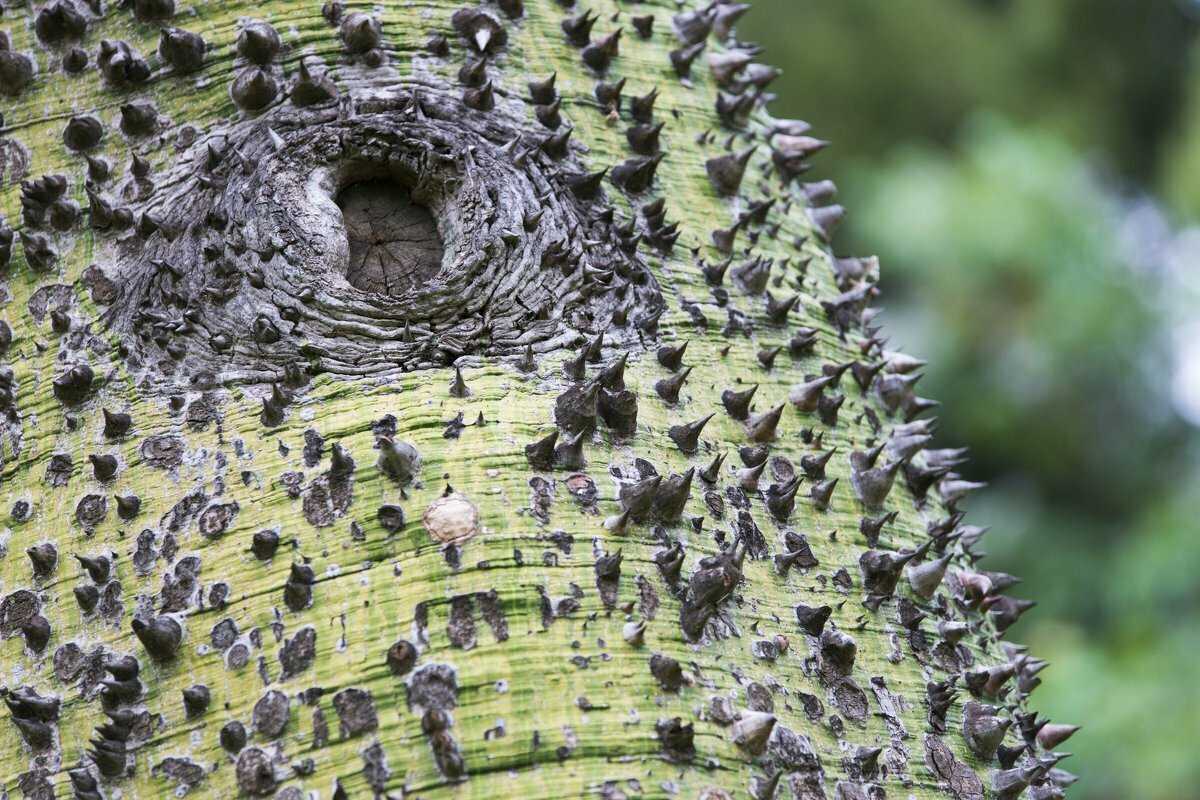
xmin=0 ymin=0 xmax=1077 ymax=798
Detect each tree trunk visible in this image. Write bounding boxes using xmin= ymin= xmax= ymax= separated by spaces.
xmin=0 ymin=1 xmax=1074 ymax=798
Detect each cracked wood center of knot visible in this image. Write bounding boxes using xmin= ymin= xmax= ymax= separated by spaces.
xmin=337 ymin=179 xmax=444 ymax=296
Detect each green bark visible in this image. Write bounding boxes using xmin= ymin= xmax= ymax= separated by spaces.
xmin=0 ymin=1 xmax=1071 ymax=798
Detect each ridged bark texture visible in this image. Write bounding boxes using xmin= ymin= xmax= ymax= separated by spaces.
xmin=0 ymin=0 xmax=1073 ymax=798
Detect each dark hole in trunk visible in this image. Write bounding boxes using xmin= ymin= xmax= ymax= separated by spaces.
xmin=336 ymin=179 xmax=444 ymax=296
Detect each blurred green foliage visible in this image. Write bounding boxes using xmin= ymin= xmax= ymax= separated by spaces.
xmin=740 ymin=2 xmax=1200 ymax=799
xmin=743 ymin=0 xmax=1195 ymax=182
xmin=848 ymin=117 xmax=1188 ymax=516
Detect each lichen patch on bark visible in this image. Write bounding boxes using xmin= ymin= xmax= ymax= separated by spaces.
xmin=422 ymin=492 xmax=480 ymax=545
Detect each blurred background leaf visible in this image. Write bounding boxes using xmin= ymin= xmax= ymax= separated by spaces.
xmin=740 ymin=2 xmax=1200 ymax=798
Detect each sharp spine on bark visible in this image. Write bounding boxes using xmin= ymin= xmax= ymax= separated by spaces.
xmin=745 ymin=403 xmax=784 ymax=442
xmin=132 ymin=615 xmax=183 ymax=660
xmin=655 ymin=366 xmax=692 ymax=404
xmin=669 ymin=414 xmax=713 ymax=453
xmin=700 ymin=452 xmax=727 ymax=483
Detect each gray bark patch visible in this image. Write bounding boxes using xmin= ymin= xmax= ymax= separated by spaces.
xmin=311 ymin=707 xmax=329 ymax=748
xmin=361 ymin=741 xmax=390 ymax=795
xmin=332 ymin=687 xmax=378 ymax=738
xmin=53 ymin=642 xmax=86 ymax=683
xmin=447 ymin=595 xmax=477 ymax=649
xmin=141 ymin=434 xmax=184 ymax=469
xmin=198 ymin=501 xmax=239 ymax=539
xmin=44 ymin=453 xmax=73 ymax=487
xmin=27 ymin=284 xmax=73 ymax=322
xmin=235 ymin=747 xmax=277 ymax=796
xmin=152 ymin=757 xmax=207 ymax=792
xmin=769 ymin=725 xmax=822 ymax=771
xmin=302 ymin=429 xmax=325 ymax=467
xmin=75 ymin=493 xmax=108 ymax=528
xmin=211 ymin=618 xmax=239 ymax=651
xmin=832 ymin=678 xmax=869 ymax=724
xmin=407 ymin=663 xmax=458 ymax=712
xmin=637 ymin=574 xmax=660 ymax=620
xmin=252 ymin=689 xmax=290 ymax=738
xmin=278 ymin=625 xmax=316 ymax=679
xmin=924 ymin=735 xmax=984 ymax=800
xmin=0 ymin=589 xmax=40 ymax=637
xmin=477 ymin=589 xmax=508 ymax=642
